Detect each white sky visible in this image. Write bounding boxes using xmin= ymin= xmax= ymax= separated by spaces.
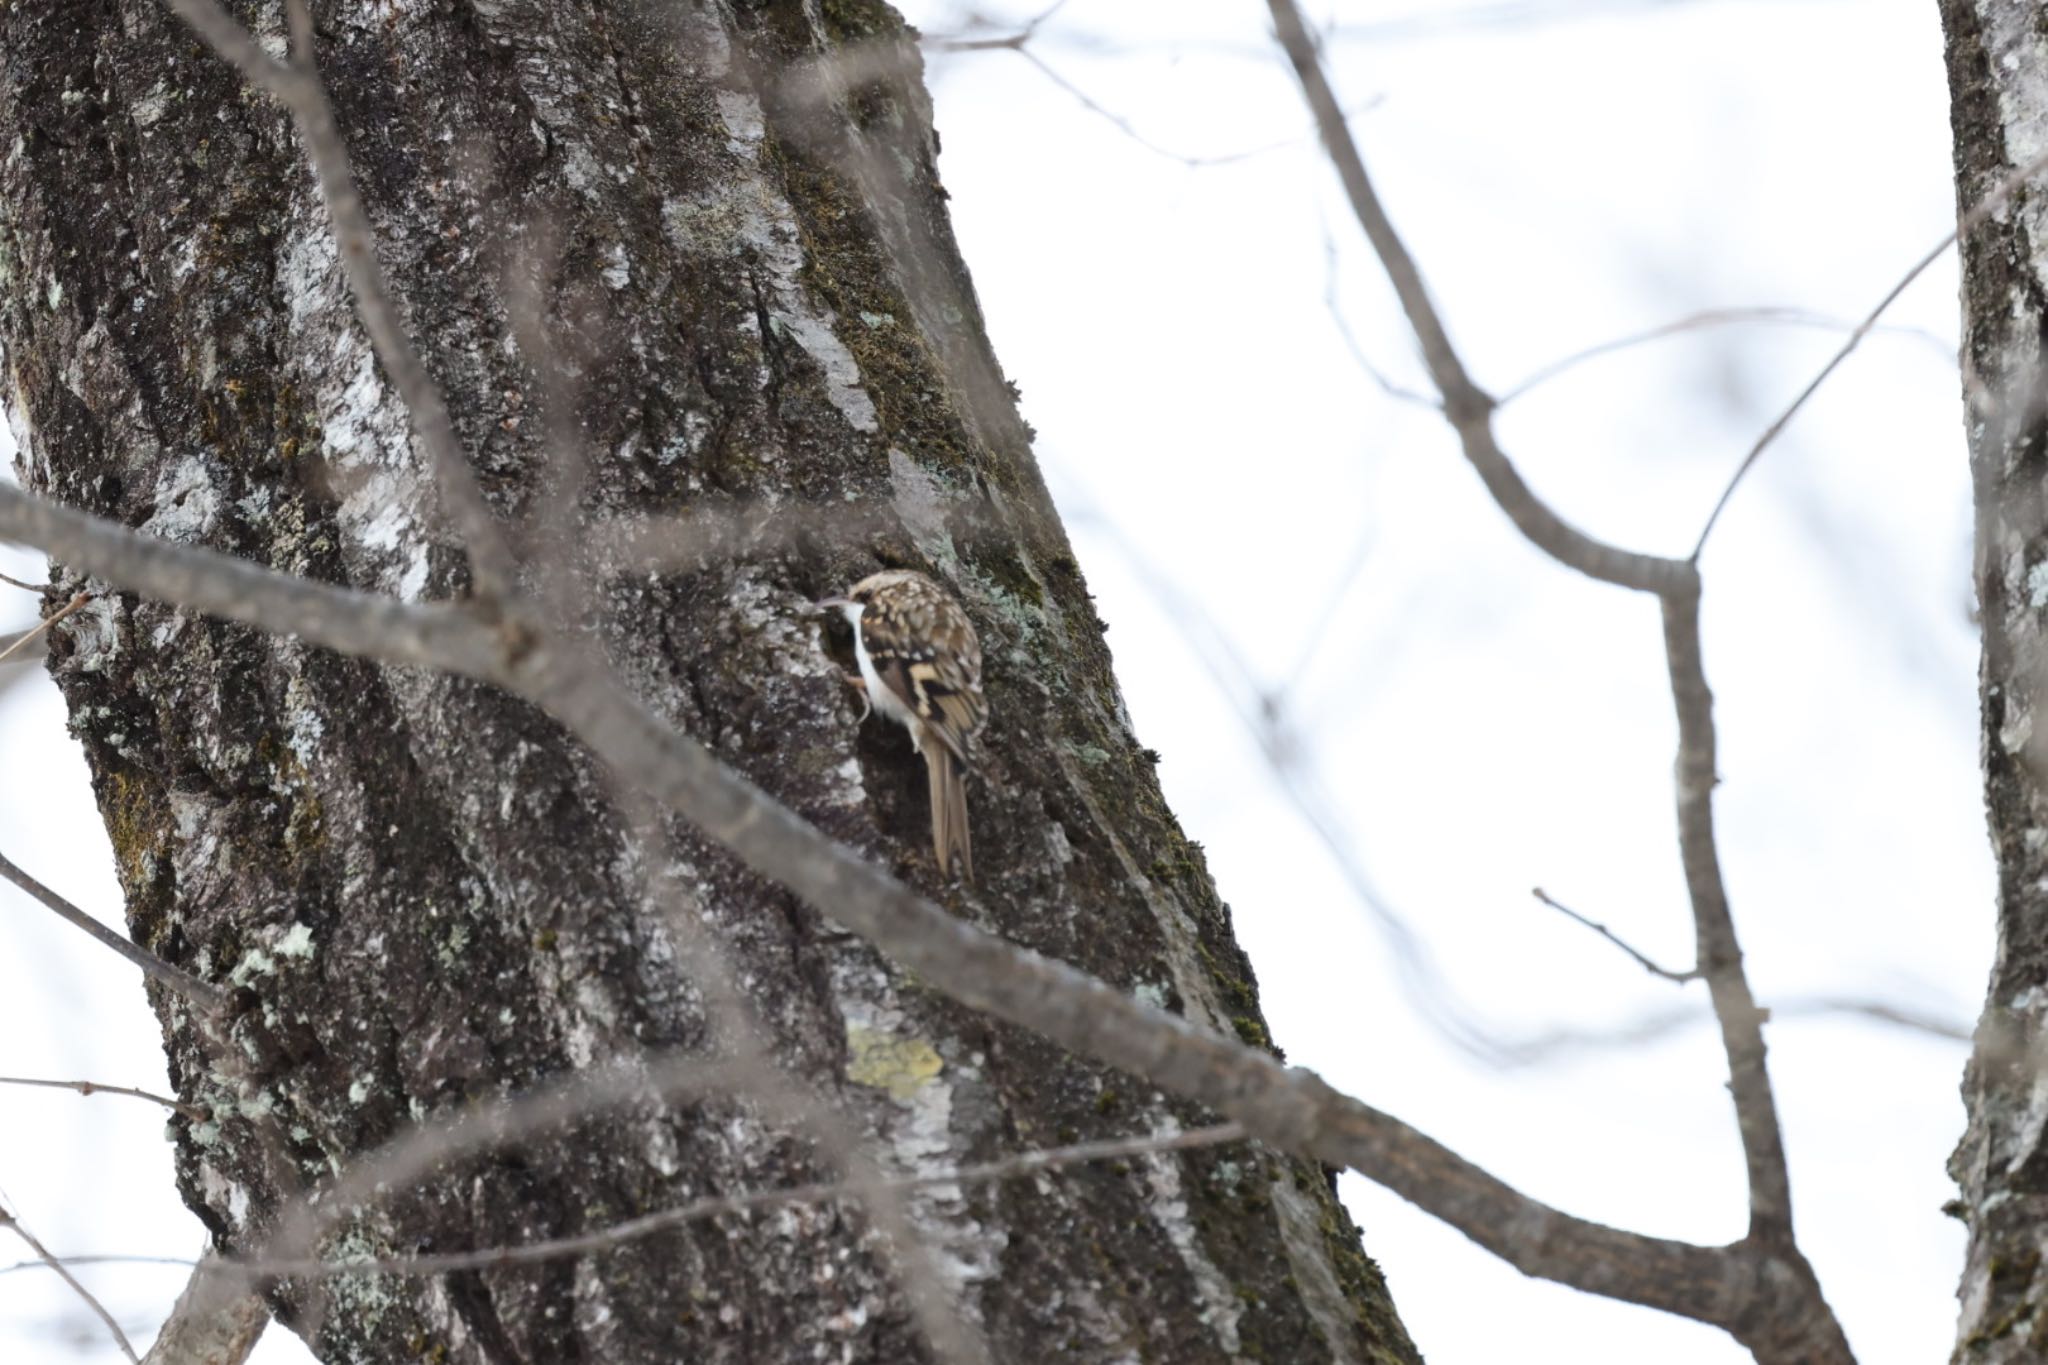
xmin=0 ymin=1 xmax=1983 ymax=1361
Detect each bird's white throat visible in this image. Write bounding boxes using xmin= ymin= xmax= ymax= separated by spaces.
xmin=841 ymin=601 xmax=921 ymax=741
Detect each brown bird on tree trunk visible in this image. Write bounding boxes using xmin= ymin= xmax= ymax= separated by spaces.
xmin=816 ymin=570 xmax=987 ymax=882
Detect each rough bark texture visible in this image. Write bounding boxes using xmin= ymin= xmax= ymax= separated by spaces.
xmin=1944 ymin=2 xmax=2048 ymax=1359
xmin=0 ymin=2 xmax=1420 ymax=1362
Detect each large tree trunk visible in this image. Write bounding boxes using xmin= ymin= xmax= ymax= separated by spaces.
xmin=0 ymin=1 xmax=1418 ymax=1361
xmin=1944 ymin=3 xmax=2048 ymax=1359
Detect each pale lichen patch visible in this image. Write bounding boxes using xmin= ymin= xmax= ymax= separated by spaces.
xmin=139 ymin=455 xmax=221 ymax=543
xmin=888 ymin=445 xmax=958 ymax=563
xmin=2027 ymin=558 xmax=2048 ymax=609
xmin=661 ymin=87 xmax=882 ymax=436
xmin=62 ymin=595 xmax=122 ymax=674
xmin=276 ymin=922 xmax=316 ymax=959
xmin=845 ymin=1023 xmax=943 ymax=1101
xmin=2002 ymin=706 xmax=2033 ymax=755
xmin=229 ymin=946 xmax=277 ymax=986
xmin=1271 ymin=1174 xmax=1368 ymax=1364
xmin=1142 ymin=1121 xmax=1243 ymax=1355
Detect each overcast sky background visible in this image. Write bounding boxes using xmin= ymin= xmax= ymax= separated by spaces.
xmin=0 ymin=1 xmax=1985 ymax=1361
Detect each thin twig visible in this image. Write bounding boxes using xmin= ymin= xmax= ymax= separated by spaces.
xmin=0 ymin=1075 xmax=206 ymax=1121
xmin=0 ymin=1254 xmax=199 ymax=1277
xmin=0 ymin=570 xmax=60 ymax=595
xmin=0 ymin=627 xmax=48 ymax=667
xmin=1496 ymin=306 xmax=1957 ymax=409
xmin=241 ymin=1054 xmax=743 ymax=1283
xmin=0 ymin=1124 xmax=1246 ymax=1288
xmin=923 ymin=0 xmax=1073 ymax=52
xmin=1320 ymin=226 xmax=1441 ymax=409
xmin=1009 ymin=47 xmax=1378 ymax=170
xmin=1328 ymin=0 xmax=1835 ymax=43
xmin=0 ymin=848 xmax=228 ymax=1012
xmin=1512 ymin=996 xmax=1975 ymax=1059
xmin=0 ymin=590 xmax=88 ymax=666
xmin=1793 ymin=997 xmax=1971 ymax=1042
xmin=1691 ymin=143 xmax=2048 ymax=558
xmin=0 ymin=854 xmax=296 ymax=1355
xmin=207 ymin=1122 xmax=1247 ymax=1281
xmin=928 ymin=3 xmax=1378 ymax=170
xmin=1063 ymin=497 xmax=1522 ymax=1065
xmin=0 ymin=1199 xmax=139 ymax=1364
xmin=1532 ymin=888 xmax=1699 ymax=983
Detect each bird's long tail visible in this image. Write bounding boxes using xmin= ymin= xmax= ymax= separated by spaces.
xmin=926 ymin=744 xmax=973 ymax=884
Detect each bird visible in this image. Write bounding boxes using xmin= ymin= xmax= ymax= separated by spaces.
xmin=815 ymin=569 xmax=987 ymax=882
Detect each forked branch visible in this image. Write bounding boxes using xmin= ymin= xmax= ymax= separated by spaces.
xmin=1264 ymin=1 xmax=1842 ymax=1359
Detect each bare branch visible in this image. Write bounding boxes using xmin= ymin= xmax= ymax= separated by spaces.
xmin=0 ymin=476 xmax=1820 ymax=1349
xmin=0 ymin=590 xmax=88 ymax=666
xmin=246 ymin=1054 xmax=746 ymax=1281
xmin=1661 ymin=583 xmax=1792 ymax=1241
xmin=1273 ymin=0 xmax=1809 ymax=1237
xmin=0 ymin=845 xmax=299 ymax=1351
xmin=0 ymin=1198 xmax=139 ymax=1364
xmin=1692 ymin=142 xmax=2048 ymax=557
xmin=0 ymin=625 xmax=49 ymax=667
xmin=0 ymin=1075 xmax=206 ymax=1122
xmin=1268 ymin=3 xmax=1851 ymax=1357
xmin=141 ymin=1270 xmax=266 ymax=1365
xmin=0 ymin=848 xmax=227 ymax=1012
xmin=0 ymin=570 xmax=61 ymax=596
xmin=156 ymin=0 xmax=296 ymax=98
xmin=1265 ymin=0 xmax=1689 ymax=592
xmin=1533 ymin=887 xmax=1699 ymax=984
xmin=0 ymin=483 xmax=506 ymax=679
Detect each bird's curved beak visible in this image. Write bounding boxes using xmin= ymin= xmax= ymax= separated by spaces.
xmin=810 ymin=595 xmax=853 ymax=613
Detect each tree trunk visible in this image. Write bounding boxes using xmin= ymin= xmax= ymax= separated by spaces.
xmin=0 ymin=2 xmax=1419 ymax=1361
xmin=1943 ymin=3 xmax=2048 ymax=1359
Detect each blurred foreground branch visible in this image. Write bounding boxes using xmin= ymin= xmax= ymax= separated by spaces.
xmin=141 ymin=1272 xmax=265 ymax=1365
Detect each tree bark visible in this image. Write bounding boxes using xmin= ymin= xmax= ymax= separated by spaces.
xmin=1943 ymin=2 xmax=2048 ymax=1359
xmin=0 ymin=2 xmax=1420 ymax=1362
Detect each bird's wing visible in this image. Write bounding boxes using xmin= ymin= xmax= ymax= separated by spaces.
xmin=857 ymin=573 xmax=987 ymax=764
xmin=918 ymin=677 xmax=985 ymax=764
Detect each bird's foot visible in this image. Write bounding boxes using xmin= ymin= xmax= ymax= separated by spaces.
xmin=840 ymin=672 xmax=871 ymax=723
